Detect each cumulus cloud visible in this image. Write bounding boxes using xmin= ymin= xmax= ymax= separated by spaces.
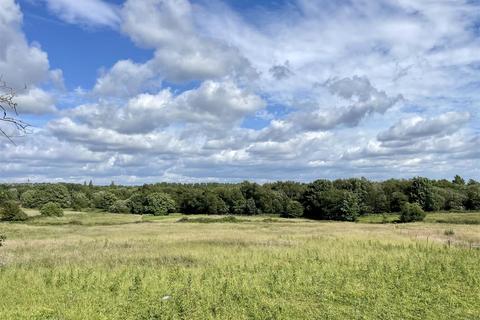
xmin=91 ymin=0 xmax=257 ymax=98
xmin=43 ymin=0 xmax=120 ymax=28
xmin=0 ymin=0 xmax=50 ymax=89
xmin=378 ymin=112 xmax=471 ymax=142
xmin=295 ymin=76 xmax=402 ymax=131
xmin=14 ymin=87 xmax=56 ymax=114
xmin=54 ymin=80 xmax=265 ymax=139
xmin=93 ymin=59 xmax=157 ymax=97
xmin=3 ymin=0 xmax=480 ymax=183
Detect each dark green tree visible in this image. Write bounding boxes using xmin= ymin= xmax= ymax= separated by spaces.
xmin=452 ymin=175 xmax=465 ymax=185
xmin=399 ymin=202 xmax=426 ymax=222
xmin=409 ymin=177 xmax=435 ymax=211
xmin=40 ymin=202 xmax=64 ymax=217
xmin=0 ymin=201 xmax=28 ymax=221
xmin=93 ymin=191 xmax=118 ymax=210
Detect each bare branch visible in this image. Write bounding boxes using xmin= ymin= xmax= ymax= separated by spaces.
xmin=0 ymin=78 xmax=30 ymax=144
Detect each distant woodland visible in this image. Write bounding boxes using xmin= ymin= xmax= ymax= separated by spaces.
xmin=1 ymin=176 xmax=479 ymax=222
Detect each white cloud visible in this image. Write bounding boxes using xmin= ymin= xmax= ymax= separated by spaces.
xmin=14 ymin=87 xmax=57 ymax=114
xmin=3 ymin=0 xmax=480 ymax=183
xmin=0 ymin=0 xmax=50 ymax=89
xmin=65 ymin=80 xmax=265 ymax=135
xmin=93 ymin=59 xmax=157 ymax=97
xmin=44 ymin=0 xmax=120 ymax=28
xmin=378 ymin=112 xmax=471 ymax=142
xmin=91 ymin=0 xmax=257 ymax=99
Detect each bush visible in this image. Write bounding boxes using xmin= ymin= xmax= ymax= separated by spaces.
xmin=127 ymin=192 xmax=176 ymax=215
xmin=40 ymin=202 xmax=64 ymax=217
xmin=144 ymin=193 xmax=176 ymax=216
xmin=399 ymin=203 xmax=426 ymax=223
xmin=282 ymin=200 xmax=304 ymax=218
xmin=72 ymin=192 xmax=90 ymax=211
xmin=0 ymin=201 xmax=28 ymax=221
xmin=20 ymin=190 xmax=39 ymax=208
xmin=109 ymin=200 xmax=130 ymax=214
xmin=93 ymin=191 xmax=118 ymax=210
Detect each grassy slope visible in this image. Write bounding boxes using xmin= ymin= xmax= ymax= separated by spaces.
xmin=0 ymin=212 xmax=479 ymax=319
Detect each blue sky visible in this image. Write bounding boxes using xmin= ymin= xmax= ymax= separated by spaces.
xmin=1 ymin=0 xmax=480 ymax=184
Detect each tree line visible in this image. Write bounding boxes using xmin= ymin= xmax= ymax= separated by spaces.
xmin=1 ymin=175 xmax=480 ymax=222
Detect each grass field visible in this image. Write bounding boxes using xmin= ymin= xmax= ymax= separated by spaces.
xmin=1 ymin=211 xmax=479 ymax=319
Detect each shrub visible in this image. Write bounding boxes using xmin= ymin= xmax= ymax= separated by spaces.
xmin=127 ymin=193 xmax=176 ymax=215
xmin=444 ymin=229 xmax=455 ymax=236
xmin=0 ymin=201 xmax=28 ymax=221
xmin=20 ymin=190 xmax=39 ymax=208
xmin=282 ymin=200 xmax=304 ymax=218
xmin=144 ymin=193 xmax=176 ymax=216
xmin=399 ymin=202 xmax=425 ymax=223
xmin=72 ymin=192 xmax=90 ymax=211
xmin=109 ymin=200 xmax=130 ymax=214
xmin=40 ymin=202 xmax=64 ymax=217
xmin=93 ymin=191 xmax=118 ymax=210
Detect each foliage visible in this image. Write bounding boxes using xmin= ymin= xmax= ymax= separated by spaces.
xmin=177 ymin=216 xmax=242 ymax=223
xmin=282 ymin=200 xmax=304 ymax=218
xmin=144 ymin=193 xmax=176 ymax=216
xmin=72 ymin=192 xmax=90 ymax=211
xmin=399 ymin=202 xmax=426 ymax=222
xmin=126 ymin=192 xmax=176 ymax=215
xmin=2 ymin=175 xmax=480 ymax=221
xmin=0 ymin=201 xmax=28 ymax=221
xmin=40 ymin=202 xmax=64 ymax=217
xmin=20 ymin=190 xmax=38 ymax=208
xmin=109 ymin=200 xmax=130 ymax=214
xmin=409 ymin=177 xmax=435 ymax=211
xmin=389 ymin=191 xmax=408 ymax=212
xmin=20 ymin=184 xmax=71 ymax=208
xmin=466 ymin=185 xmax=480 ymax=210
xmin=93 ymin=191 xmax=118 ymax=210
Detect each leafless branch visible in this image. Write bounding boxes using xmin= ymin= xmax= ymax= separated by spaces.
xmin=0 ymin=78 xmax=29 ymax=144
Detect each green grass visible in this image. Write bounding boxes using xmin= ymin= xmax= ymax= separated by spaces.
xmin=358 ymin=212 xmax=480 ymax=225
xmin=425 ymin=212 xmax=480 ymax=224
xmin=0 ymin=212 xmax=479 ymax=319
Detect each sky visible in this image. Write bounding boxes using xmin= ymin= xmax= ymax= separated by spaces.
xmin=1 ymin=0 xmax=480 ymax=185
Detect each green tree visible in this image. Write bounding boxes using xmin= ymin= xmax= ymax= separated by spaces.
xmin=245 ymin=198 xmax=257 ymax=215
xmin=399 ymin=202 xmax=426 ymax=222
xmin=201 ymin=191 xmax=228 ymax=215
xmin=109 ymin=200 xmax=130 ymax=214
xmin=34 ymin=184 xmax=71 ymax=208
xmin=443 ymin=190 xmax=466 ymax=211
xmin=466 ymin=185 xmax=480 ymax=210
xmin=338 ymin=192 xmax=360 ymax=221
xmin=452 ymin=175 xmax=465 ymax=185
xmin=40 ymin=202 xmax=64 ymax=217
xmin=390 ymin=191 xmax=408 ymax=212
xmin=72 ymin=192 xmax=89 ymax=211
xmin=409 ymin=177 xmax=435 ymax=211
xmin=144 ymin=193 xmax=176 ymax=216
xmin=20 ymin=190 xmax=39 ymax=208
xmin=93 ymin=191 xmax=118 ymax=210
xmin=0 ymin=201 xmax=28 ymax=221
xmin=282 ymin=200 xmax=304 ymax=218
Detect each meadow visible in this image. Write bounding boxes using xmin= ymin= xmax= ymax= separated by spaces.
xmin=0 ymin=211 xmax=479 ymax=319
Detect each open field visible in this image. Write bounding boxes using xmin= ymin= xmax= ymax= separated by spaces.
xmin=358 ymin=212 xmax=480 ymax=225
xmin=1 ymin=212 xmax=479 ymax=319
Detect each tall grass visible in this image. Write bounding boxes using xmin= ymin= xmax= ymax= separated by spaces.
xmin=0 ymin=213 xmax=479 ymax=319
